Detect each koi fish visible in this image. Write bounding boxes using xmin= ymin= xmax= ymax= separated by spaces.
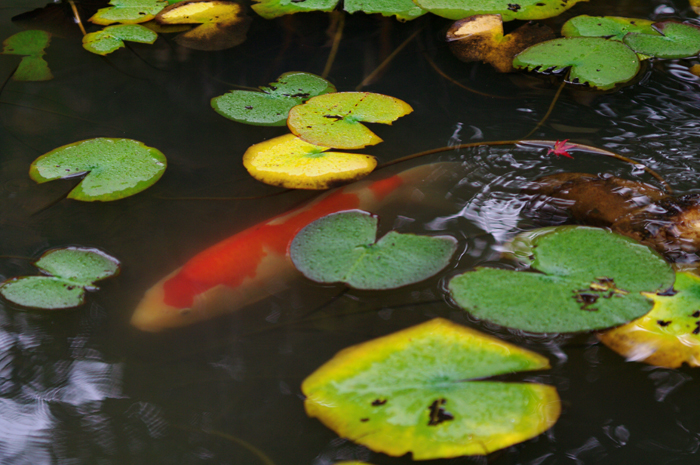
xmin=131 ymin=162 xmax=456 ymax=331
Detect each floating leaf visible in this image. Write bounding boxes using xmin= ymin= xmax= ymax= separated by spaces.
xmin=291 ymin=210 xmax=457 ymax=289
xmin=599 ymin=272 xmax=700 ymax=368
xmin=303 ymin=318 xmax=560 ymax=459
xmin=446 ymin=14 xmax=555 ymax=73
xmin=412 ymin=0 xmax=588 ymax=21
xmin=211 ymin=72 xmax=336 ymax=127
xmin=287 ymin=92 xmax=413 ymax=149
xmin=513 ymin=37 xmax=640 ymax=90
xmin=1 ymin=30 xmax=53 ymax=81
xmin=449 ymin=226 xmax=675 ymax=333
xmin=624 ymin=21 xmax=700 ymax=59
xmin=29 ymin=138 xmax=167 ymax=202
xmin=343 ymin=0 xmax=427 ymax=21
xmin=156 ymin=0 xmax=252 ymax=51
xmin=251 ymin=0 xmax=338 ymax=19
xmin=90 ymin=0 xmax=168 ymax=25
xmin=692 ymin=0 xmax=700 ymax=15
xmin=243 ymin=134 xmax=376 ymax=189
xmin=82 ymin=24 xmax=158 ymax=55
xmin=0 ymin=247 xmax=120 ymax=310
xmin=561 ymin=15 xmax=657 ymax=41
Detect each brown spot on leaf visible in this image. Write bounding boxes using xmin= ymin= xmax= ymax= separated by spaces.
xmin=427 ymin=398 xmax=454 ymax=426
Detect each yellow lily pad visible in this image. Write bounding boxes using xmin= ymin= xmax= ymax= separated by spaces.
xmin=599 ymin=272 xmax=700 ymax=368
xmin=90 ymin=0 xmax=168 ymax=26
xmin=243 ymin=134 xmax=376 ymax=189
xmin=287 ymin=92 xmax=413 ymax=149
xmin=303 ymin=318 xmax=560 ymax=460
xmin=155 ymin=0 xmax=252 ymax=51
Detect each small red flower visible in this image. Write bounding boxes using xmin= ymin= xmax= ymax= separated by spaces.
xmin=547 ymin=139 xmax=576 ymax=159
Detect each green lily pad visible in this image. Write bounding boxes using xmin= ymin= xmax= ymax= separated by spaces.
xmin=449 ymin=226 xmax=675 ymax=333
xmin=561 ymin=15 xmax=657 ymax=41
xmin=412 ymin=0 xmax=588 ymax=21
xmin=0 ymin=247 xmax=120 ymax=310
xmin=599 ymin=272 xmax=700 ymax=368
xmin=82 ymin=24 xmax=158 ymax=55
xmin=303 ymin=318 xmax=561 ymax=459
xmin=513 ymin=37 xmax=641 ymax=90
xmin=251 ymin=0 xmax=338 ymax=19
xmin=211 ymin=72 xmax=336 ymax=127
xmin=90 ymin=0 xmax=168 ymax=25
xmin=1 ymin=30 xmax=53 ymax=81
xmin=624 ymin=21 xmax=700 ymax=59
xmin=291 ymin=210 xmax=457 ymax=289
xmin=344 ymin=0 xmax=427 ymax=21
xmin=287 ymin=92 xmax=413 ymax=149
xmin=29 ymin=138 xmax=167 ymax=202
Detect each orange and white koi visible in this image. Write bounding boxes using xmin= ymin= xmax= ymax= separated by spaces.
xmin=131 ymin=163 xmax=454 ymax=331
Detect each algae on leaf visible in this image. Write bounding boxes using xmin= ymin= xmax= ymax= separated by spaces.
xmin=303 ymin=318 xmax=560 ymax=459
xmin=291 ymin=210 xmax=457 ymax=289
xmin=30 ymin=138 xmax=167 ymax=202
xmin=90 ymin=0 xmax=168 ymax=25
xmin=83 ymin=24 xmax=158 ymax=55
xmin=413 ymin=0 xmax=588 ymax=21
xmin=449 ymin=226 xmax=675 ymax=333
xmin=513 ymin=37 xmax=641 ymax=90
xmin=287 ymin=92 xmax=413 ymax=149
xmin=0 ymin=248 xmax=120 ymax=310
xmin=600 ymin=272 xmax=700 ymax=368
xmin=243 ymin=134 xmax=376 ymax=189
xmin=1 ymin=30 xmax=53 ymax=81
xmin=212 ymin=72 xmax=336 ymax=126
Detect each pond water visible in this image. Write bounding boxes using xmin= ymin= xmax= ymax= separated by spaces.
xmin=2 ymin=0 xmax=700 ymax=464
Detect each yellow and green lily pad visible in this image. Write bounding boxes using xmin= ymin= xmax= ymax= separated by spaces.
xmin=561 ymin=15 xmax=657 ymax=41
xmin=0 ymin=247 xmax=120 ymax=310
xmin=302 ymin=318 xmax=560 ymax=459
xmin=1 ymin=30 xmax=53 ymax=81
xmin=155 ymin=0 xmax=252 ymax=51
xmin=243 ymin=134 xmax=376 ymax=189
xmin=212 ymin=72 xmax=336 ymax=127
xmin=90 ymin=0 xmax=168 ymax=25
xmin=287 ymin=92 xmax=413 ymax=149
xmin=513 ymin=37 xmax=641 ymax=90
xmin=412 ymin=0 xmax=588 ymax=21
xmin=449 ymin=226 xmax=675 ymax=333
xmin=343 ymin=0 xmax=427 ymax=21
xmin=599 ymin=272 xmax=700 ymax=368
xmin=82 ymin=24 xmax=158 ymax=55
xmin=291 ymin=210 xmax=457 ymax=289
xmin=29 ymin=138 xmax=167 ymax=202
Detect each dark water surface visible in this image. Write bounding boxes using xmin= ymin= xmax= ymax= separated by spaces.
xmin=2 ymin=0 xmax=700 ymax=464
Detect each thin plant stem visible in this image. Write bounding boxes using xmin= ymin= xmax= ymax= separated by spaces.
xmin=355 ymin=26 xmax=424 ymax=91
xmin=68 ymin=0 xmax=86 ymax=36
xmin=321 ymin=11 xmax=345 ymax=79
xmin=521 ymin=79 xmax=566 ymax=139
xmin=422 ymin=51 xmax=511 ymax=99
xmin=0 ymin=101 xmax=123 ymax=131
xmin=173 ymin=425 xmax=276 ymax=465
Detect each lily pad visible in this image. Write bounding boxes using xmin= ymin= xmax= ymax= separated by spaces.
xmin=243 ymin=134 xmax=377 ymax=190
xmin=343 ymin=0 xmax=427 ymax=21
xmin=0 ymin=247 xmax=120 ymax=310
xmin=156 ymin=0 xmax=252 ymax=50
xmin=623 ymin=21 xmax=700 ymax=59
xmin=447 ymin=14 xmax=555 ymax=73
xmin=412 ymin=0 xmax=588 ymax=21
xmin=561 ymin=15 xmax=657 ymax=41
xmin=82 ymin=24 xmax=158 ymax=55
xmin=251 ymin=0 xmax=338 ymax=19
xmin=302 ymin=318 xmax=560 ymax=459
xmin=90 ymin=0 xmax=168 ymax=25
xmin=599 ymin=272 xmax=700 ymax=368
xmin=1 ymin=30 xmax=52 ymax=81
xmin=291 ymin=210 xmax=457 ymax=289
xmin=513 ymin=37 xmax=641 ymax=90
xmin=287 ymin=92 xmax=413 ymax=149
xmin=211 ymin=72 xmax=336 ymax=127
xmin=448 ymin=226 xmax=675 ymax=333
xmin=29 ymin=138 xmax=167 ymax=202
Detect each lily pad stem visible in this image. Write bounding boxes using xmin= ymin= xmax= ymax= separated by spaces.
xmin=173 ymin=425 xmax=275 ymax=465
xmin=321 ymin=10 xmax=345 ymax=79
xmin=521 ymin=80 xmax=566 ymax=139
xmin=421 ymin=50 xmax=511 ymax=99
xmin=68 ymin=0 xmax=86 ymax=36
xmin=356 ymin=25 xmax=424 ymax=90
